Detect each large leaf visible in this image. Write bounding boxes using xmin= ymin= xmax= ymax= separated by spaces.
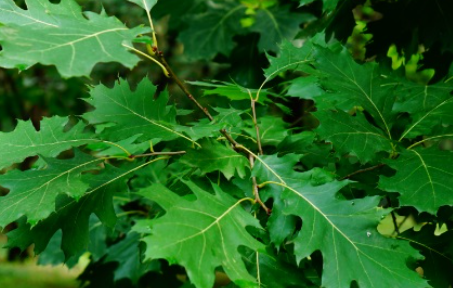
xmin=253 ymin=154 xmax=426 ymax=288
xmin=83 ymin=78 xmax=196 ymax=146
xmin=313 ymin=46 xmax=396 ymax=139
xmin=138 ymin=183 xmax=264 ymax=288
xmin=5 ymin=161 xmax=146 ymax=258
xmin=379 ymin=147 xmax=453 ymax=214
xmin=178 ymin=1 xmax=245 ymax=60
xmin=315 ymin=110 xmax=392 ymax=163
xmin=180 ymin=139 xmax=250 ymax=180
xmin=0 ymin=152 xmax=101 ymax=228
xmin=0 ymin=116 xmax=93 ymax=169
xmin=393 ymin=80 xmax=453 ymax=139
xmin=0 ymin=0 xmax=147 ymax=77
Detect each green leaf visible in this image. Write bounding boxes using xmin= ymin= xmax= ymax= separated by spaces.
xmin=128 ymin=0 xmax=158 ymax=11
xmin=213 ymin=107 xmax=246 ymax=128
xmin=379 ymin=147 xmax=453 ymax=214
xmin=263 ymin=40 xmax=315 ymax=85
xmin=83 ymin=78 xmax=197 ymax=146
xmin=393 ymin=80 xmax=453 ymax=139
xmin=242 ymin=249 xmax=311 ymax=288
xmin=0 ymin=116 xmax=94 ymax=170
xmin=5 ymin=161 xmax=145 ymax=258
xmin=286 ymin=75 xmax=324 ymax=100
xmin=0 ymin=0 xmax=147 ymax=77
xmin=315 ymin=110 xmax=393 ymax=163
xmin=138 ymin=183 xmax=264 ymax=288
xmin=313 ymin=46 xmax=397 ymax=138
xmin=0 ymin=152 xmax=101 ymax=228
xmin=298 ymin=0 xmax=340 ymax=12
xmin=187 ymin=80 xmax=269 ymax=104
xmin=400 ymin=225 xmax=453 ymax=288
xmin=251 ymin=7 xmax=313 ymax=52
xmin=178 ymin=2 xmax=245 ymax=60
xmin=255 ymin=154 xmax=301 ymax=248
xmin=253 ymin=154 xmax=427 ymax=287
xmin=180 ymin=139 xmax=250 ymax=180
xmin=104 ymin=232 xmax=159 ymax=283
xmin=244 ymin=115 xmax=289 ymax=147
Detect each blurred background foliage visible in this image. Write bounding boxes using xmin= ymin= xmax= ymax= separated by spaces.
xmin=1 ymin=0 xmax=453 ymax=287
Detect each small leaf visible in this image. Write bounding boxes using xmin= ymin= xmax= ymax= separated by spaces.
xmin=128 ymin=0 xmax=158 ymax=11
xmin=263 ymin=40 xmax=315 ymax=84
xmin=180 ymin=139 xmax=250 ymax=180
xmin=187 ymin=80 xmax=269 ymax=104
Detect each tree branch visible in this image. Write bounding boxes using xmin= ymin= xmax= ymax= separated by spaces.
xmin=158 ymin=54 xmax=214 ymax=122
xmin=339 ymin=163 xmax=385 ymax=180
xmin=131 ymin=151 xmax=186 ymax=159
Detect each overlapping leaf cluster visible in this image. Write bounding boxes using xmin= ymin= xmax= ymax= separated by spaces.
xmin=0 ymin=0 xmax=452 ymax=288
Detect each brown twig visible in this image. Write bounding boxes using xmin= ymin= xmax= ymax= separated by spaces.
xmin=249 ymin=155 xmax=271 ymax=214
xmin=158 ymin=54 xmax=214 ymax=122
xmin=339 ymin=163 xmax=385 ymax=180
xmin=250 ymin=98 xmax=263 ymax=155
xmin=130 ymin=151 xmax=186 ymax=159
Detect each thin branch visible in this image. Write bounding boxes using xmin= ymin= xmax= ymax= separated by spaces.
xmin=158 ymin=54 xmax=214 ymax=121
xmin=249 ymin=89 xmax=263 ymax=155
xmin=131 ymin=151 xmax=186 ymax=159
xmin=339 ymin=163 xmax=385 ymax=180
xmin=249 ymin=155 xmax=271 ymax=214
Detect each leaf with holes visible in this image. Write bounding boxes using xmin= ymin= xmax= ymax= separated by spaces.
xmin=0 ymin=0 xmax=147 ymax=77
xmin=138 ymin=183 xmax=264 ymax=288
